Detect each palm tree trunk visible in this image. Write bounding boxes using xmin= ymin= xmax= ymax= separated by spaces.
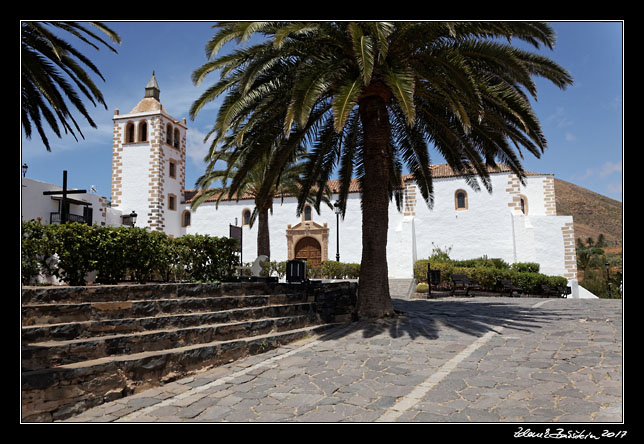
xmin=257 ymin=204 xmax=271 ymax=259
xmin=356 ymin=93 xmax=396 ymax=319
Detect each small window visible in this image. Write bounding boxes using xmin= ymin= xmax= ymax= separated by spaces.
xmin=174 ymin=128 xmax=180 ymax=148
xmin=168 ymin=194 xmax=176 ymax=211
xmin=169 ymin=159 xmax=176 ymax=178
xmin=519 ymin=195 xmax=528 ymax=215
xmin=166 ymin=124 xmax=173 ymax=145
xmin=304 ymin=205 xmax=312 ymax=221
xmin=242 ymin=209 xmax=251 ymax=226
xmin=139 ymin=121 xmax=148 ymax=142
xmin=455 ymin=190 xmax=468 ymax=210
xmin=126 ymin=123 xmax=135 ymax=143
xmin=182 ymin=210 xmax=191 ymax=227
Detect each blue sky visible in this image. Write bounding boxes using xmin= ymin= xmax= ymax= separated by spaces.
xmin=21 ymin=21 xmax=623 ymax=202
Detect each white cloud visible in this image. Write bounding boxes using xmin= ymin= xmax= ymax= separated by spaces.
xmin=548 ymin=106 xmax=573 ymax=129
xmin=598 ymin=161 xmax=622 ymax=178
xmin=576 ymin=161 xmax=622 ymax=181
xmin=565 ymin=132 xmax=577 ymax=142
xmin=607 ymin=182 xmax=622 ymax=195
xmin=186 ymin=127 xmax=211 ymax=166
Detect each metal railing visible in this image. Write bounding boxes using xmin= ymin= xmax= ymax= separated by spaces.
xmin=49 ymin=212 xmax=89 ymax=224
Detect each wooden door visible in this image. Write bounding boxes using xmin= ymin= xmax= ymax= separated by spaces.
xmin=294 ymin=237 xmax=322 ymax=266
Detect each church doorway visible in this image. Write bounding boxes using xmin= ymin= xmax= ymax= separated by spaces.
xmin=294 ymin=237 xmax=322 ymax=266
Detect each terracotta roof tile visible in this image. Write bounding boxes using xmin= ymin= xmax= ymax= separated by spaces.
xmin=183 ymin=163 xmax=547 ymax=203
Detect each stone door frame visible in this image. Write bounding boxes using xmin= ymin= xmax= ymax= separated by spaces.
xmin=286 ymin=220 xmax=329 ymax=262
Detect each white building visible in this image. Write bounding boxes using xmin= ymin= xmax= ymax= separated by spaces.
xmin=24 ymin=73 xmax=582 ymax=293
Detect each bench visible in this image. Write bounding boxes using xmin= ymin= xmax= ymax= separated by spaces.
xmin=450 ymin=274 xmax=480 ymax=296
xmin=499 ymin=279 xmax=522 ymax=297
xmin=542 ymin=284 xmax=571 ymax=298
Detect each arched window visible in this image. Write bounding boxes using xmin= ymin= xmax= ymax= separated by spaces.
xmin=304 ymin=205 xmax=312 ymax=221
xmin=166 ymin=124 xmax=173 ymax=145
xmin=455 ymin=190 xmax=468 ymax=210
xmin=182 ymin=210 xmax=191 ymax=227
xmin=139 ymin=121 xmax=147 ymax=142
xmin=125 ymin=123 xmax=135 ymax=143
xmin=173 ymin=128 xmax=180 ymax=148
xmin=242 ymin=209 xmax=251 ymax=226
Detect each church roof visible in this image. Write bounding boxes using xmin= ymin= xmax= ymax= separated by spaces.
xmin=183 ymin=163 xmax=547 ymax=204
xmin=146 ymin=71 xmax=160 ymax=90
xmin=402 ymin=163 xmax=545 ymax=181
xmin=129 ymin=71 xmax=167 ymax=114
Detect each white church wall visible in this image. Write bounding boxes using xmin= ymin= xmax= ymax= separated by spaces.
xmin=118 ymin=140 xmax=152 ymax=227
xmin=184 ymin=192 xmax=367 ymax=265
xmin=413 ymin=174 xmax=518 ymax=262
xmin=336 ymin=193 xmax=366 ymax=264
xmin=528 ymin=214 xmax=574 ymax=277
xmin=161 ymin=142 xmax=185 ymax=238
xmin=181 ymin=171 xmax=573 ymax=279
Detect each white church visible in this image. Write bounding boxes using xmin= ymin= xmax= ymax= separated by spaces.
xmin=22 ymin=73 xmax=582 ymax=293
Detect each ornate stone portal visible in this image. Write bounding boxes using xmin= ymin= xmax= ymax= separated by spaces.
xmin=286 ymin=221 xmax=329 ymax=265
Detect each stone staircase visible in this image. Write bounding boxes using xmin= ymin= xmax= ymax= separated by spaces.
xmin=388 ymin=278 xmax=417 ymax=300
xmin=21 ymin=282 xmax=356 ymax=422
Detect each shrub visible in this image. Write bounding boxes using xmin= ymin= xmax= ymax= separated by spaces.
xmin=20 ymin=221 xmax=239 ymax=285
xmin=93 ymin=225 xmax=129 ymax=284
xmin=413 ymin=256 xmax=569 ymax=296
xmin=320 ymin=261 xmax=361 ymax=279
xmin=21 ymin=219 xmax=57 ymax=285
xmin=511 ymin=262 xmax=540 ymax=273
xmin=416 ymin=283 xmax=429 ymax=293
xmin=174 ymin=234 xmax=239 ymax=282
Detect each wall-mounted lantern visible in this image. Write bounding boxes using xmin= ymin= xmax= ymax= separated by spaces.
xmin=122 ymin=210 xmax=138 ymax=227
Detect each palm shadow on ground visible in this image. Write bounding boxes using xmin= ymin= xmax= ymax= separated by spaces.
xmin=316 ymin=297 xmax=561 ymax=343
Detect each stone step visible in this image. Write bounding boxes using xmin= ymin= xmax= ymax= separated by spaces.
xmin=388 ymin=278 xmax=416 ymax=300
xmin=21 ymin=282 xmax=302 ymax=305
xmin=22 ymin=293 xmax=310 ymax=326
xmin=22 ymin=302 xmax=316 ymax=343
xmin=21 ymin=281 xmax=358 ymax=422
xmin=22 ymin=314 xmax=320 ymax=371
xmin=21 ymin=323 xmax=338 ymax=422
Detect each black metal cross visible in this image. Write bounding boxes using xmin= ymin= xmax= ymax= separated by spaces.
xmin=42 ymin=170 xmax=87 ymax=224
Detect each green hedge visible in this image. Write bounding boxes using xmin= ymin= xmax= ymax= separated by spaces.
xmin=414 ymin=258 xmax=568 ymax=295
xmin=256 ymin=260 xmax=360 ymax=280
xmin=21 ymin=220 xmax=239 ymax=285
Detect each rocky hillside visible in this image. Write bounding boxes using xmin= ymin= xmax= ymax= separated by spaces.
xmin=554 ymin=178 xmax=623 ymax=247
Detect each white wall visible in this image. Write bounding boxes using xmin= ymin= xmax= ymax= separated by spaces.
xmin=413 ymin=174 xmax=518 ymax=262
xmin=175 ymin=172 xmax=574 ymax=279
xmin=117 ymin=140 xmax=151 ymax=226
xmin=21 ymin=177 xmax=120 ymax=227
xmin=186 ymin=194 xmax=365 ymax=265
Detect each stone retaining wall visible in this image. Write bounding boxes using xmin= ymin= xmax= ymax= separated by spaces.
xmin=21 ymin=281 xmax=357 ymax=422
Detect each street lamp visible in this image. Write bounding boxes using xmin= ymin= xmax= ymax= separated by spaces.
xmin=605 ymin=262 xmax=612 ymax=298
xmin=122 ymin=210 xmax=138 ymax=227
xmin=334 ymin=201 xmax=341 ymax=262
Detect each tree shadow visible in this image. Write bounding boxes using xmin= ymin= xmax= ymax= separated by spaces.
xmin=317 ymin=297 xmax=561 ymax=343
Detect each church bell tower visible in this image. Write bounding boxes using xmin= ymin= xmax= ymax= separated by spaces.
xmin=111 ymin=72 xmax=187 ymax=236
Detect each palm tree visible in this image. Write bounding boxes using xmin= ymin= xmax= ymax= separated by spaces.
xmin=190 ymin=22 xmax=573 ymax=319
xmin=21 ymin=21 xmax=121 ymax=151
xmin=189 ymin=141 xmax=330 ymax=260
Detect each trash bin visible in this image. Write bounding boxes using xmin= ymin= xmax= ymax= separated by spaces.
xmin=286 ymin=259 xmax=306 ymax=283
xmin=426 ymin=264 xmax=441 ymax=297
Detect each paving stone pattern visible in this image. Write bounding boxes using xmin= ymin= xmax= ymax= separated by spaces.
xmin=64 ymin=297 xmax=622 ymax=423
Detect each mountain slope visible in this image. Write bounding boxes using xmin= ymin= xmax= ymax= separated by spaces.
xmin=554 ymin=178 xmax=623 ymax=247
